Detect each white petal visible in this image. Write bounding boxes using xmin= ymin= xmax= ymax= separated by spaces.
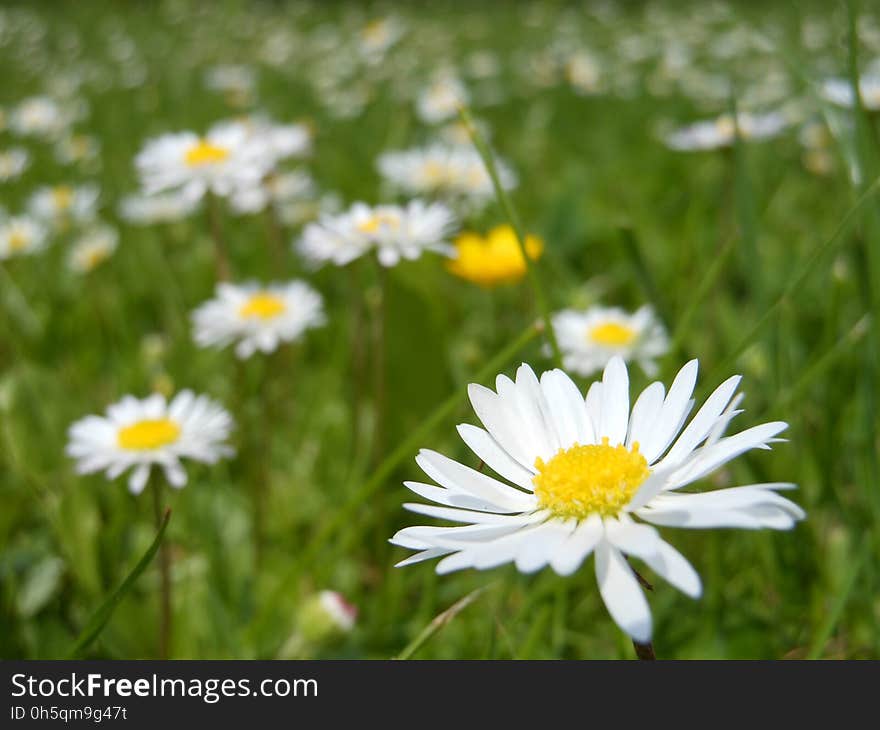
xmin=656 ymin=375 xmax=741 ymax=470
xmin=456 ymin=424 xmax=535 ymax=490
xmin=128 ymin=463 xmax=151 ymax=494
xmin=539 ymin=368 xmax=594 ymax=447
xmin=626 ymin=381 xmax=665 ymax=449
xmin=595 ymin=539 xmax=652 ymax=643
xmin=549 ymin=514 xmax=603 ymax=576
xmin=640 ymin=359 xmax=698 ymax=464
xmin=416 ymin=450 xmax=537 ymax=512
xmin=598 ymin=357 xmax=629 ymax=445
xmin=514 ymin=519 xmax=576 ymax=574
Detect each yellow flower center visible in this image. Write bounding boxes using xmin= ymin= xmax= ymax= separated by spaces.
xmin=533 ymin=438 xmax=650 ymax=518
xmin=422 ymin=161 xmax=449 ymax=185
xmin=589 ymin=321 xmax=636 ymax=347
xmin=52 ymin=186 xmax=74 ymax=210
xmin=184 ymin=139 xmax=230 ymax=167
xmin=239 ymin=292 xmax=286 ymax=320
xmin=84 ymin=247 xmax=109 ymax=270
xmin=357 ymin=212 xmax=400 ymax=234
xmin=9 ymin=230 xmax=29 ymax=251
xmin=118 ymin=418 xmax=181 ymax=450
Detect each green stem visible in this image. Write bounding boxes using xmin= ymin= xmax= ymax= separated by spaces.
xmin=152 ymin=476 xmax=172 ymax=659
xmin=207 ymin=193 xmax=230 ymax=281
xmin=459 ymin=106 xmax=562 ymax=366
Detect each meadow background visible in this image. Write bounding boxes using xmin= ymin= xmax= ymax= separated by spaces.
xmin=1 ymin=0 xmax=878 ymax=659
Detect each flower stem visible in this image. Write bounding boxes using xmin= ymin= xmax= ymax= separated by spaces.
xmin=151 ymin=476 xmax=172 ymax=659
xmin=459 ymin=105 xmax=562 ymax=367
xmin=206 ymin=192 xmax=230 ymax=281
xmin=371 ymin=258 xmax=388 ymax=465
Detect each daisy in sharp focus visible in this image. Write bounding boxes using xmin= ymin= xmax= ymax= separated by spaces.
xmin=447 ymin=224 xmax=543 ymax=287
xmin=192 ymin=280 xmax=326 ymax=359
xmin=553 ymin=305 xmax=669 ymax=377
xmin=0 ymin=215 xmax=48 ymax=260
xmin=67 ymin=391 xmax=234 ymax=494
xmin=297 ymin=200 xmax=456 ymax=268
xmin=391 ymin=357 xmax=804 ymax=643
xmin=135 ymin=124 xmax=271 ymax=203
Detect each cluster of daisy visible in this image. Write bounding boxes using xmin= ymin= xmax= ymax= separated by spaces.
xmin=0 ymin=91 xmax=117 ymax=274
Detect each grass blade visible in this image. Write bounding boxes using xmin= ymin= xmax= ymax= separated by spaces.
xmin=67 ymin=507 xmax=172 ymax=658
xmin=394 ymin=584 xmax=490 ymax=660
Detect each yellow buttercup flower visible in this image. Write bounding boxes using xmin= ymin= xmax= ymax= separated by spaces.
xmin=446 ymin=224 xmax=543 ymax=287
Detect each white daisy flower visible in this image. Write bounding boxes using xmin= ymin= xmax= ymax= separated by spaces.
xmin=67 ymin=391 xmax=234 ymax=494
xmin=821 ymin=75 xmax=880 ymax=110
xmin=192 ymin=280 xmax=326 ymax=359
xmin=9 ymin=96 xmax=70 ymax=138
xmin=391 ymin=358 xmax=803 ymax=643
xmin=297 ymin=199 xmax=456 ymax=268
xmin=553 ymin=305 xmax=669 ymax=377
xmin=135 ymin=125 xmax=270 ymax=203
xmin=0 ymin=148 xmax=29 ymax=182
xmin=118 ymin=191 xmax=199 ymax=224
xmin=664 ymin=111 xmax=788 ymax=151
xmin=68 ymin=224 xmax=118 ymax=273
xmin=417 ymin=74 xmax=469 ymax=124
xmin=27 ymin=184 xmax=100 ymax=226
xmin=229 ymin=170 xmax=315 ymax=215
xmin=0 ymin=216 xmax=49 ymax=260
xmin=359 ymin=18 xmax=404 ymax=59
xmin=377 ymin=143 xmax=516 ymax=204
xmin=213 ymin=115 xmax=312 ymax=168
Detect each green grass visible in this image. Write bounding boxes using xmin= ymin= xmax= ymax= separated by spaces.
xmin=1 ymin=0 xmax=878 ymax=659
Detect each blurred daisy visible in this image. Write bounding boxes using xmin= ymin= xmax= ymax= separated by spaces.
xmin=28 ymin=184 xmax=99 ymax=226
xmin=118 ymin=191 xmax=199 ymax=224
xmin=192 ymin=280 xmax=326 ymax=359
xmin=213 ymin=115 xmax=312 ymax=168
xmin=0 ymin=216 xmax=48 ymax=260
xmin=664 ymin=111 xmax=788 ymax=151
xmin=391 ymin=358 xmax=803 ymax=643
xmin=68 ymin=224 xmax=118 ymax=273
xmin=359 ymin=17 xmax=404 ymax=59
xmin=54 ymin=133 xmax=100 ymax=165
xmin=298 ymin=200 xmax=455 ymax=268
xmin=0 ymin=148 xmax=29 ymax=182
xmin=204 ymin=64 xmax=257 ymax=107
xmin=230 ymin=170 xmax=315 ymax=215
xmin=447 ymin=224 xmax=543 ymax=287
xmin=416 ymin=73 xmax=469 ymax=124
xmin=9 ymin=96 xmax=70 ymax=138
xmin=553 ymin=305 xmax=669 ymax=377
xmin=377 ymin=143 xmax=516 ymax=203
xmin=821 ymin=75 xmax=880 ymax=110
xmin=67 ymin=391 xmax=234 ymax=494
xmin=136 ymin=125 xmax=270 ymax=202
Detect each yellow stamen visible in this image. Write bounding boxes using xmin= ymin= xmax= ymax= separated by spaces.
xmin=239 ymin=292 xmax=286 ymax=320
xmin=52 ymin=186 xmax=74 ymax=211
xmin=118 ymin=418 xmax=181 ymax=451
xmin=589 ymin=322 xmax=636 ymax=347
xmin=8 ymin=230 xmax=29 ymax=251
xmin=184 ymin=139 xmax=230 ymax=167
xmin=533 ymin=438 xmax=650 ymax=518
xmin=357 ymin=212 xmax=400 ymax=234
